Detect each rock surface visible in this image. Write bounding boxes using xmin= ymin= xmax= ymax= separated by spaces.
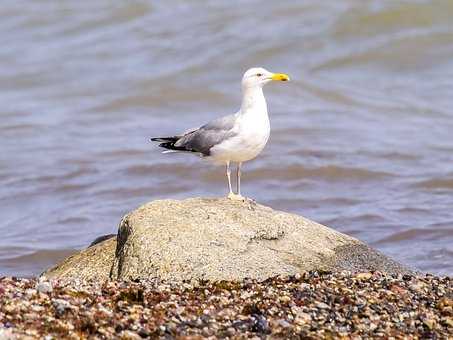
xmin=44 ymin=198 xmax=410 ymax=282
xmin=42 ymin=237 xmax=116 ymax=282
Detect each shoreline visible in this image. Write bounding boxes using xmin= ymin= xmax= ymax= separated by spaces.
xmin=1 ymin=271 xmax=451 ymax=338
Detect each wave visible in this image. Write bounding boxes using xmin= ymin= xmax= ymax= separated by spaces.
xmin=375 ymin=227 xmax=453 ymax=245
xmin=0 ymin=248 xmax=77 ymax=277
xmin=414 ymin=178 xmax=453 ymax=190
xmin=244 ymin=165 xmax=393 ymax=181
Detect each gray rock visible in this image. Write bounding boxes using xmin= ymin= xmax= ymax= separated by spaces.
xmin=109 ymin=198 xmax=409 ymax=281
xmin=43 ymin=198 xmax=410 ymax=282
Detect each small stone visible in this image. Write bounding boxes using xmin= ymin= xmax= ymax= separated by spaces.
xmin=202 ymin=327 xmax=212 ymax=337
xmin=31 ymin=305 xmax=45 ymax=313
xmin=137 ymin=329 xmax=150 ymax=338
xmin=25 ymin=288 xmax=37 ymax=297
xmin=36 ymin=281 xmax=53 ymax=294
xmin=226 ymin=327 xmax=236 ymax=336
xmin=279 ymin=295 xmax=291 ymax=303
xmin=409 ymin=281 xmax=426 ymax=293
xmin=25 ymin=329 xmax=39 ymax=336
xmin=356 ymin=272 xmax=372 ymax=280
xmin=369 ymin=322 xmax=378 ymax=331
xmin=316 ymin=302 xmax=330 ymax=310
xmin=423 ymin=318 xmax=436 ymax=330
xmin=277 ymin=319 xmax=291 ymax=328
xmin=3 ymin=304 xmax=16 ymax=313
xmin=294 ymin=312 xmax=312 ymax=325
xmin=252 ymin=315 xmax=270 ymax=334
xmin=390 ymin=284 xmax=406 ymax=295
xmin=119 ymin=330 xmax=141 ymax=340
xmin=291 ymin=306 xmax=302 ymax=315
xmin=52 ymin=299 xmax=71 ymax=315
xmin=437 ymin=297 xmax=452 ymax=310
xmin=300 ymin=283 xmax=310 ymax=290
xmin=442 ymin=317 xmax=453 ymax=328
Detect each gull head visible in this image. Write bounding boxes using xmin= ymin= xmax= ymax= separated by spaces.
xmin=241 ymin=67 xmax=290 ymax=90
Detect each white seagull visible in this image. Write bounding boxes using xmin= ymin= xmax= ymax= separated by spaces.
xmin=151 ymin=67 xmax=290 ymax=200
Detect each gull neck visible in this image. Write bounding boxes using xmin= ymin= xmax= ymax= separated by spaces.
xmin=240 ymin=86 xmax=267 ymax=114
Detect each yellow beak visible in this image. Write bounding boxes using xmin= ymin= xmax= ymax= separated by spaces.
xmin=271 ymin=73 xmax=290 ymax=81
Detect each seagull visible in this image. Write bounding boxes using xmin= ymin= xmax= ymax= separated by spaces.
xmin=151 ymin=67 xmax=290 ymax=201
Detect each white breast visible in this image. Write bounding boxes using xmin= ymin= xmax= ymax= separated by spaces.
xmin=210 ymin=109 xmax=270 ymax=163
xmin=208 ymin=85 xmax=271 ymax=164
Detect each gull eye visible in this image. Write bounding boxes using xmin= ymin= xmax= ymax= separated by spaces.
xmin=256 ymin=73 xmax=263 ymax=77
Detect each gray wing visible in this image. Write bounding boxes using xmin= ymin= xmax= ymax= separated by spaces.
xmin=174 ymin=114 xmax=237 ymax=156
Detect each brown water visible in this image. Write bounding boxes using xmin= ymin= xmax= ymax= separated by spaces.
xmin=1 ymin=1 xmax=453 ymax=277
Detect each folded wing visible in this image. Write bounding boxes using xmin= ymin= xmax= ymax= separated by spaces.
xmin=151 ymin=114 xmax=237 ymax=156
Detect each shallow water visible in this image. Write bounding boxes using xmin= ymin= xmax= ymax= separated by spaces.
xmin=1 ymin=1 xmax=452 ymax=277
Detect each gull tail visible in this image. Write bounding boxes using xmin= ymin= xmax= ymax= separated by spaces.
xmin=150 ymin=136 xmax=190 ymax=153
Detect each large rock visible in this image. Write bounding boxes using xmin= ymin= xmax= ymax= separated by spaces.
xmin=42 ymin=237 xmax=116 ymax=282
xmin=43 ymin=198 xmax=410 ymax=282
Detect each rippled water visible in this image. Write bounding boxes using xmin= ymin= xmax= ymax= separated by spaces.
xmin=1 ymin=1 xmax=453 ymax=277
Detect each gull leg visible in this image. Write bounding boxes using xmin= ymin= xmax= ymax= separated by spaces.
xmin=226 ymin=161 xmax=233 ymax=195
xmin=237 ymin=162 xmax=255 ymax=204
xmin=236 ymin=162 xmax=244 ymax=200
xmin=227 ymin=161 xmax=244 ymax=201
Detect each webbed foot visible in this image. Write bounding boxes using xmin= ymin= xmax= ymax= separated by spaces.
xmin=227 ymin=192 xmax=246 ymax=201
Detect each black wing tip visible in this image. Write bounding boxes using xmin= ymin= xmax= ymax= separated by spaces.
xmin=150 ymin=136 xmax=185 ymax=151
xmin=150 ymin=135 xmax=200 ymax=154
xmin=158 ymin=141 xmax=191 ymax=152
xmin=150 ymin=136 xmax=178 ymax=143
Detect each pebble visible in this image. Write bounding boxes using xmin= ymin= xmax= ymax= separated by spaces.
xmin=36 ymin=281 xmax=52 ymax=294
xmin=277 ymin=319 xmax=291 ymax=328
xmin=226 ymin=327 xmax=236 ymax=336
xmin=52 ymin=299 xmax=71 ymax=315
xmin=356 ymin=272 xmax=373 ymax=280
xmin=299 ymin=283 xmax=310 ymax=290
xmin=294 ymin=312 xmax=312 ymax=325
xmin=316 ymin=302 xmax=330 ymax=309
xmin=119 ymin=330 xmax=141 ymax=339
xmin=279 ymin=295 xmax=291 ymax=303
xmin=24 ymin=288 xmax=37 ymax=297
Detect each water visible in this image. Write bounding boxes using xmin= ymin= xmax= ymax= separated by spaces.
xmin=1 ymin=1 xmax=452 ymax=277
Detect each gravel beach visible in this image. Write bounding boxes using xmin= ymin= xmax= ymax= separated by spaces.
xmin=1 ymin=272 xmax=451 ymax=339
